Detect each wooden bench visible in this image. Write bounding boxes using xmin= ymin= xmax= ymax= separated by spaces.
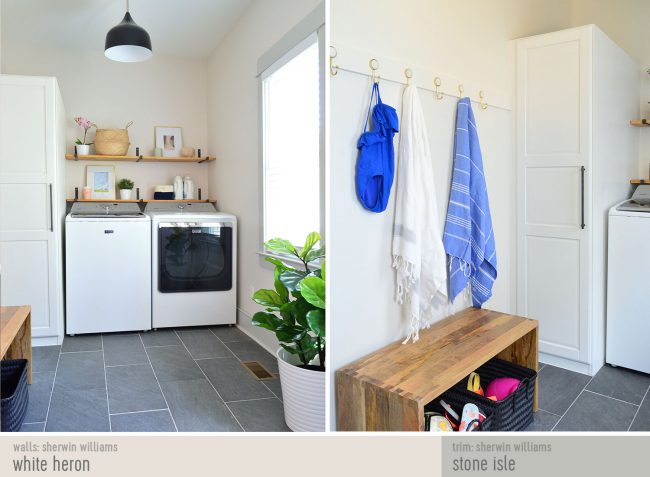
xmin=1 ymin=306 xmax=32 ymax=384
xmin=336 ymin=307 xmax=538 ymax=431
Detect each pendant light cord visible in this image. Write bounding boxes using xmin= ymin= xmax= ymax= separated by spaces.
xmin=126 ymin=0 xmax=129 ymax=12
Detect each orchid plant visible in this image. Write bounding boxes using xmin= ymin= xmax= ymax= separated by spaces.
xmin=74 ymin=116 xmax=95 ymax=145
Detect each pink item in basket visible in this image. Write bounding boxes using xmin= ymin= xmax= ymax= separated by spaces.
xmin=485 ymin=377 xmax=521 ymax=401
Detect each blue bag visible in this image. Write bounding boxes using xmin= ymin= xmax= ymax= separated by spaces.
xmin=356 ymin=82 xmax=399 ymax=212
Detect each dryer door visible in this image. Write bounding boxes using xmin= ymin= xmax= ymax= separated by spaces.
xmin=158 ymin=222 xmax=233 ymax=292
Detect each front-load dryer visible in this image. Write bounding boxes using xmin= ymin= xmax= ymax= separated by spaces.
xmin=145 ymin=202 xmax=237 ymax=328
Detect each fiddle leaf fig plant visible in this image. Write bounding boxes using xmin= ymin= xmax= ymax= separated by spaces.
xmin=251 ymin=232 xmax=325 ymax=371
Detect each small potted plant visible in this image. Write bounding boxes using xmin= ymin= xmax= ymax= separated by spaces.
xmin=251 ymin=232 xmax=325 ymax=432
xmin=118 ymin=178 xmax=135 ymax=200
xmin=74 ymin=116 xmax=95 ymax=156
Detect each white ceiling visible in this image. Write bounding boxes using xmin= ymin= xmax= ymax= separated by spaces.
xmin=1 ymin=0 xmax=253 ymax=59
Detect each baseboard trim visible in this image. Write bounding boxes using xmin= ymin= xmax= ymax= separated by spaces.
xmin=235 ymin=308 xmax=278 ymax=357
xmin=32 ymin=335 xmax=62 ymax=347
xmin=540 ymin=352 xmax=593 ymax=376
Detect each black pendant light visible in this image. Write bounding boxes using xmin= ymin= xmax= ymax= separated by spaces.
xmin=105 ymin=0 xmax=152 ymax=62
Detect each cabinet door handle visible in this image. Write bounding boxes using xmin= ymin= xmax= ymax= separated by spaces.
xmin=49 ymin=183 xmax=54 ymax=232
xmin=580 ymin=166 xmax=585 ymax=230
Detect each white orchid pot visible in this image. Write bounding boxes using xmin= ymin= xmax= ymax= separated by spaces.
xmin=76 ymin=144 xmax=90 ymax=156
xmin=119 ymin=189 xmax=133 ymax=200
xmin=276 ymin=348 xmax=325 ymax=432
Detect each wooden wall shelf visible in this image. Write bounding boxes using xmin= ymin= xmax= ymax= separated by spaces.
xmin=630 ymin=119 xmax=650 ymax=127
xmin=631 ymin=179 xmax=649 ymax=184
xmin=66 ymin=199 xmax=215 ymax=203
xmin=65 ymin=154 xmax=215 ymax=163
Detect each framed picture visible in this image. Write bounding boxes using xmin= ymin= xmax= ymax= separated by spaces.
xmin=86 ymin=165 xmax=116 ymax=200
xmin=155 ymin=126 xmax=183 ymax=157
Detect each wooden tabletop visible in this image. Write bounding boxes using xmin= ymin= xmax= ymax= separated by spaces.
xmin=337 ymin=307 xmax=538 ymax=407
xmin=1 ymin=306 xmax=31 ymax=357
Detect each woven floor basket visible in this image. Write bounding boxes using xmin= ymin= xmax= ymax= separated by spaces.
xmin=94 ymin=121 xmax=132 ymax=155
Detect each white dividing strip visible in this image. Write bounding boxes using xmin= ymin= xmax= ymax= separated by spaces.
xmin=628 ymin=384 xmax=650 ymax=431
xmin=583 ymin=389 xmax=641 ymax=408
xmin=141 ymin=344 xmax=183 ymax=349
xmin=59 ymin=349 xmax=103 ymax=354
xmin=42 ymin=344 xmax=63 ymax=430
xmin=139 ymin=333 xmax=179 ymax=432
xmin=109 ymin=408 xmax=169 ymax=416
xmin=100 ymin=335 xmax=112 ymax=432
xmin=174 ymin=330 xmax=245 ymax=432
xmin=224 ymin=397 xmax=278 ymax=405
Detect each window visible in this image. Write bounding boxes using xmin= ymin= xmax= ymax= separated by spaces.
xmin=261 ymin=32 xmax=323 ymax=248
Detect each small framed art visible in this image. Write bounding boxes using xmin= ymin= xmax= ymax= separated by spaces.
xmin=86 ymin=165 xmax=116 ymax=200
xmin=155 ymin=126 xmax=183 ymax=157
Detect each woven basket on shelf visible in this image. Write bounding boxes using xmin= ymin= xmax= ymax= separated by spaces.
xmin=94 ymin=121 xmax=132 ymax=155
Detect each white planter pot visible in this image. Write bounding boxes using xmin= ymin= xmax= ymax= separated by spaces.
xmin=276 ymin=348 xmax=326 ymax=432
xmin=76 ymin=144 xmax=90 ymax=156
xmin=119 ymin=189 xmax=132 ymax=200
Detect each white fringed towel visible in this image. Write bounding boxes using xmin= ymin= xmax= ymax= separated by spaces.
xmin=392 ymin=83 xmax=448 ymax=343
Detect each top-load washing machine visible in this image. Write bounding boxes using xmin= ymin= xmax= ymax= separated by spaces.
xmin=606 ymin=185 xmax=650 ymax=373
xmin=144 ymin=202 xmax=237 ymax=328
xmin=65 ymin=202 xmax=152 ymax=334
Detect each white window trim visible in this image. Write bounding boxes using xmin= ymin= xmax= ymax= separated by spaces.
xmin=257 ymin=5 xmax=325 ymax=268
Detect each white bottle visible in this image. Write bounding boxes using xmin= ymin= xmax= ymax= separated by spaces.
xmin=173 ymin=175 xmax=183 ymax=200
xmin=183 ymin=176 xmax=194 ymax=200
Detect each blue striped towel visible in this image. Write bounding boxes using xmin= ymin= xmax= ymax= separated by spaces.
xmin=443 ymin=97 xmax=497 ymax=307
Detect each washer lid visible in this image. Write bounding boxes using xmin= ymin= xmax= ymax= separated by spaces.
xmin=70 ymin=202 xmax=145 ymax=218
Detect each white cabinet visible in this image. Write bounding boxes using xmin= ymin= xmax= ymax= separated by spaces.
xmin=516 ymin=25 xmax=639 ymax=375
xmin=0 ymin=75 xmax=66 ymax=345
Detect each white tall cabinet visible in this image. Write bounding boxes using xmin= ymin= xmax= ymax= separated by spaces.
xmin=0 ymin=75 xmax=66 ymax=345
xmin=516 ymin=26 xmax=639 ymax=375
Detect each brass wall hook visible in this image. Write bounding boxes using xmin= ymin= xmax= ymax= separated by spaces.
xmin=479 ymin=90 xmax=488 ymax=110
xmin=404 ymin=68 xmax=413 ymax=85
xmin=458 ymin=83 xmax=464 ymax=97
xmin=329 ymin=46 xmax=339 ymax=77
xmin=433 ymin=77 xmax=443 ymax=100
xmin=369 ymin=58 xmax=380 ymax=83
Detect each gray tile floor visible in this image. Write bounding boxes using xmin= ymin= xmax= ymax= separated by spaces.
xmin=20 ymin=326 xmax=289 ymax=432
xmin=525 ymin=362 xmax=650 ymax=431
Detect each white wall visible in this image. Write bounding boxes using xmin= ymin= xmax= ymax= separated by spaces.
xmin=567 ymin=0 xmax=650 ymax=178
xmin=206 ymin=0 xmax=322 ymax=352
xmin=1 ymin=46 xmax=210 ymax=199
xmin=329 ymin=0 xmax=580 ymax=429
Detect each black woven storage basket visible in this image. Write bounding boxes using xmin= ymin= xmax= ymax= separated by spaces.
xmin=424 ymin=391 xmax=493 ymax=432
xmin=1 ymin=359 xmax=29 ymax=432
xmin=447 ymin=358 xmax=537 ymax=431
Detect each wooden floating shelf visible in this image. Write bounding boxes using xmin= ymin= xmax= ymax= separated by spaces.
xmin=630 ymin=119 xmax=650 ymax=127
xmin=65 ymin=154 xmax=216 ymax=163
xmin=631 ymin=179 xmax=649 ymax=184
xmin=66 ymin=199 xmax=215 ymax=203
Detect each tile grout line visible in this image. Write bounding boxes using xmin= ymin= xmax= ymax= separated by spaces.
xmin=174 ymin=329 xmax=246 ymax=432
xmin=582 ymin=389 xmax=641 ymax=408
xmin=627 ymin=384 xmax=650 ymax=431
xmin=100 ymin=335 xmax=112 ymax=432
xmin=207 ymin=328 xmax=241 ymax=361
xmin=224 ymin=396 xmax=278 ymax=404
xmin=109 ymin=408 xmax=169 ymax=417
xmin=139 ymin=333 xmax=179 ymax=432
xmin=105 ymin=363 xmax=151 ymax=368
xmin=59 ymin=349 xmax=103 ymax=354
xmin=550 ymin=375 xmax=595 ymax=432
xmin=261 ymin=381 xmax=281 ymax=401
xmin=42 ymin=344 xmax=63 ymax=431
xmin=142 ymin=344 xmax=184 ymax=349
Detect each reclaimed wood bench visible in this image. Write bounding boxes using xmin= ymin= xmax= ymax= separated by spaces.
xmin=1 ymin=306 xmax=32 ymax=384
xmin=336 ymin=307 xmax=538 ymax=431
